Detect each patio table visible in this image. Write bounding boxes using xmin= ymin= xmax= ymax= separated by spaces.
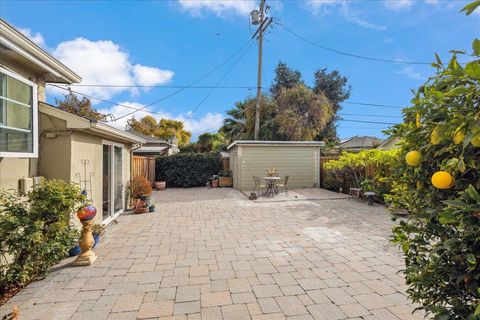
xmin=263 ymin=176 xmax=280 ymax=196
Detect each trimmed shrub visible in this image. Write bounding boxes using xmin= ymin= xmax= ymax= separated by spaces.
xmin=0 ymin=180 xmax=87 ymax=295
xmin=156 ymin=153 xmax=222 ymax=187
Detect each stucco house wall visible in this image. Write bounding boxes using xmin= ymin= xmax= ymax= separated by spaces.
xmin=0 ymin=18 xmax=81 ymax=191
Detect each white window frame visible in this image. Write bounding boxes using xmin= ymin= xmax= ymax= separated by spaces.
xmin=102 ymin=140 xmax=125 ymax=224
xmin=0 ymin=66 xmax=38 ymax=158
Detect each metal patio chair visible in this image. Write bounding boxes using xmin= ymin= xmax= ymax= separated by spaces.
xmin=276 ymin=175 xmax=289 ymax=195
xmin=252 ymin=176 xmax=266 ymax=195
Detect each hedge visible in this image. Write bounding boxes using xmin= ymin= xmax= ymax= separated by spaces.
xmin=156 ymin=153 xmax=222 ymax=187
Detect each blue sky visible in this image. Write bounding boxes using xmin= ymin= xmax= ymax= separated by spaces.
xmin=1 ymin=0 xmax=478 ymax=141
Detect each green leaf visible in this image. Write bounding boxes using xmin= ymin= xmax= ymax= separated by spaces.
xmin=435 ymin=53 xmax=443 ymax=66
xmin=465 ymin=61 xmax=480 ymax=80
xmin=473 ymin=39 xmax=480 ymax=56
xmin=467 ymin=254 xmax=477 ymax=265
xmin=475 ymin=303 xmax=480 ymax=316
xmin=461 ymin=0 xmax=480 ymax=15
xmin=439 ymin=210 xmax=458 ymax=224
xmin=458 ymin=158 xmax=466 ymax=173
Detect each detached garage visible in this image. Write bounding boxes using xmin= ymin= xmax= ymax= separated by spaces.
xmin=227 ymin=141 xmax=324 ymax=192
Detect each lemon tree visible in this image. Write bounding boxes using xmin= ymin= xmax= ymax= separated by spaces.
xmin=387 ymin=33 xmax=480 ymax=318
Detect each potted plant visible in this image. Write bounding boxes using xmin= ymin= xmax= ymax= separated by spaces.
xmin=130 ymin=176 xmax=152 ymax=214
xmin=91 ymin=223 xmax=105 ymax=248
xmin=155 ymin=180 xmax=166 ymax=190
xmin=218 ymin=170 xmax=233 ymax=187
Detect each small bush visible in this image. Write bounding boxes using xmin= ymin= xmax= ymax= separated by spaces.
xmin=156 ymin=153 xmax=222 ymax=187
xmin=130 ymin=176 xmax=152 ymax=198
xmin=0 ymin=180 xmax=87 ymax=295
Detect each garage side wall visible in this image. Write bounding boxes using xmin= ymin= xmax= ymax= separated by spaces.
xmin=239 ymin=146 xmax=319 ymax=191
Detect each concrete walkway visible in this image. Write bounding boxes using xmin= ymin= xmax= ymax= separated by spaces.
xmin=1 ymin=188 xmax=424 ymax=320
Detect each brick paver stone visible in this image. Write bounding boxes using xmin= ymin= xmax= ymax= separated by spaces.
xmin=201 ymin=291 xmax=233 ymax=307
xmin=3 ymin=188 xmax=424 ymax=320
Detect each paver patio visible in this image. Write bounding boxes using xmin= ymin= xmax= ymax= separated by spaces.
xmin=1 ymin=188 xmax=424 ymax=320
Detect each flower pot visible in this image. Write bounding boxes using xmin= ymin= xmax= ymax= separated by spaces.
xmin=69 ymin=245 xmax=81 ymax=257
xmin=211 ymin=179 xmax=219 ymax=188
xmin=134 ymin=207 xmax=149 ymax=214
xmin=92 ymin=234 xmax=100 ymax=248
xmin=148 ymin=205 xmax=155 ymax=212
xmin=155 ymin=181 xmax=166 ymax=190
xmin=219 ymin=176 xmax=233 ymax=187
xmin=139 ymin=195 xmax=151 ymax=206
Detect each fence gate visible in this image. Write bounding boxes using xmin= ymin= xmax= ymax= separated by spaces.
xmin=132 ymin=156 xmax=156 ymax=186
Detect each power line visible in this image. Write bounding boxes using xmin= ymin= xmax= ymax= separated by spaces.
xmin=182 ymin=41 xmax=255 ymax=123
xmin=66 ymin=84 xmax=258 ymax=89
xmin=339 ymin=119 xmax=397 ymax=125
xmin=342 ymin=101 xmax=404 ymax=109
xmin=338 ymin=112 xmax=402 ymax=119
xmin=113 ymin=38 xmax=255 ymax=122
xmin=279 ymin=23 xmax=431 ymax=65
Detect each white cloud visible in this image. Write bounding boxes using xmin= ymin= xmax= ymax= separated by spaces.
xmin=132 ymin=65 xmax=174 ymax=87
xmin=51 ymin=38 xmax=174 ymax=102
xmin=396 ymin=66 xmax=423 ymax=80
xmin=306 ymin=0 xmax=386 ymax=30
xmin=97 ymin=101 xmax=224 ymax=139
xmin=306 ymin=0 xmax=343 ymax=14
xmin=17 ymin=27 xmax=46 ymax=48
xmin=177 ymin=0 xmax=257 ymax=17
xmin=383 ymin=0 xmax=440 ymax=10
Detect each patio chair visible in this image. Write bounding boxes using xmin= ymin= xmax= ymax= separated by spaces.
xmin=252 ymin=176 xmax=266 ymax=195
xmin=276 ymin=175 xmax=289 ymax=195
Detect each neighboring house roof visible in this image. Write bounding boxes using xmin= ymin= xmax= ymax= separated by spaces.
xmin=339 ymin=136 xmax=383 ymax=151
xmin=227 ymin=140 xmax=325 ymax=150
xmin=220 ymin=151 xmax=230 ymax=158
xmin=134 ymin=146 xmax=169 ymax=154
xmin=0 ymin=19 xmax=81 ymax=84
xmin=377 ymin=136 xmax=401 ymax=150
xmin=126 ymin=130 xmax=175 ymax=147
xmin=39 ymin=102 xmax=146 ymax=144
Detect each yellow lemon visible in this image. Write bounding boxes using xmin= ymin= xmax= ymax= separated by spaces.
xmin=431 ymin=171 xmax=454 ymax=189
xmin=431 ymin=124 xmax=446 ymax=145
xmin=453 ymin=129 xmax=465 ymax=145
xmin=472 ymin=134 xmax=480 ymax=147
xmin=405 ymin=151 xmax=422 ymax=167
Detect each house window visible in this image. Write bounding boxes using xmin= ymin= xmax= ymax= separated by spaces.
xmin=0 ymin=67 xmax=38 ymax=157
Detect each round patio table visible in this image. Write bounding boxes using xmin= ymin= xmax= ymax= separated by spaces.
xmin=263 ymin=176 xmax=280 ymax=196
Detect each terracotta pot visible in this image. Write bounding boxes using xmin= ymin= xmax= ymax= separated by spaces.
xmin=155 ymin=181 xmax=166 ymax=190
xmin=134 ymin=207 xmax=149 ymax=214
xmin=219 ymin=176 xmax=233 ymax=187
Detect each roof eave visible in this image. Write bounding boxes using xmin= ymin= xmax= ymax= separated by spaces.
xmin=0 ymin=19 xmax=82 ymax=84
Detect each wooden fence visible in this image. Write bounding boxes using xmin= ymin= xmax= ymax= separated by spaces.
xmin=132 ymin=156 xmax=156 ymax=186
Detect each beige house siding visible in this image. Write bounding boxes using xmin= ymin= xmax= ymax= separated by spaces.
xmin=38 ymin=113 xmax=71 ymax=182
xmin=231 ymin=144 xmax=320 ymax=191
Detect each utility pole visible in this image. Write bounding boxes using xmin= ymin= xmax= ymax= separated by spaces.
xmin=253 ymin=0 xmax=265 ymax=141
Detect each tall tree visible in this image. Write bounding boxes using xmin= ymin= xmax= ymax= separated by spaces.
xmin=313 ymin=68 xmax=351 ymax=143
xmin=270 ymin=62 xmax=303 ymax=98
xmin=220 ymin=96 xmax=276 ymax=142
xmin=196 ymin=133 xmax=227 ymax=153
xmin=55 ymin=92 xmax=107 ymax=121
xmin=126 ymin=116 xmax=191 ymax=146
xmin=275 ymin=84 xmax=333 ymax=140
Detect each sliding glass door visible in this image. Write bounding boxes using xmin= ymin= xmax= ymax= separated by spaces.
xmin=102 ymin=142 xmax=124 ymax=221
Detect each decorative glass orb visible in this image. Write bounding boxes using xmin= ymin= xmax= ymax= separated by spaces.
xmin=77 ymin=205 xmax=97 ymax=221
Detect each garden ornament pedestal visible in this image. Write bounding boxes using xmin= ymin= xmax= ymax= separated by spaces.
xmin=72 ymin=205 xmax=97 ymax=266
